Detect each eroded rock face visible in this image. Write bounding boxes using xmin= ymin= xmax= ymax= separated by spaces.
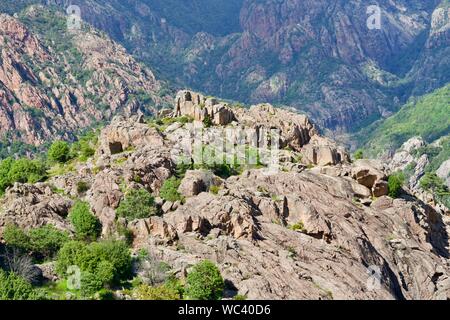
xmin=0 ymin=183 xmax=73 ymax=234
xmin=437 ymin=160 xmax=450 ymax=189
xmin=351 ymin=159 xmax=389 ymax=197
xmin=178 ymin=170 xmax=223 ymax=197
xmin=140 ymin=168 xmax=450 ymax=300
xmin=174 ymin=90 xmax=235 ymax=125
xmin=97 ymin=115 xmax=165 ymax=156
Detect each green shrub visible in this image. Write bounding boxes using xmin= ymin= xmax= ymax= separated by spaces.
xmin=6 ymin=158 xmax=47 ymax=187
xmin=353 ymin=149 xmax=364 ymax=160
xmin=289 ymin=221 xmax=305 ymax=232
xmin=185 ymin=260 xmax=224 ymax=300
xmin=28 ymin=225 xmax=70 ymax=259
xmin=159 ymin=177 xmax=183 ymax=202
xmin=3 ymin=224 xmax=69 ymax=260
xmin=116 ymin=189 xmax=157 ymax=220
xmin=0 ymin=270 xmax=38 ymax=300
xmin=69 ymin=201 xmax=101 ymax=241
xmin=76 ymin=181 xmax=90 ymax=194
xmin=209 ymin=185 xmax=220 ymax=195
xmin=132 ymin=284 xmax=180 ymax=300
xmin=388 ymin=172 xmax=405 ymax=198
xmin=420 ymin=172 xmax=449 ymax=194
xmin=55 ymin=241 xmax=89 ymax=276
xmin=88 ymin=241 xmax=132 ymax=281
xmin=2 ymin=224 xmax=30 ymax=250
xmin=420 ymin=173 xmax=450 ymax=207
xmin=56 ymin=240 xmax=132 ymax=292
xmin=48 ymin=140 xmax=71 ymax=163
xmin=202 ymin=115 xmax=213 ymax=128
xmin=80 ymin=271 xmax=103 ymax=297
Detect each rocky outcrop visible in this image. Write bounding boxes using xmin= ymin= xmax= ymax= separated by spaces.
xmin=171 ymin=90 xmax=349 ymax=167
xmin=144 ymin=168 xmax=450 ymax=300
xmin=351 ymin=159 xmax=389 ymax=197
xmin=97 ymin=115 xmax=165 ymax=156
xmin=178 ymin=170 xmax=223 ymax=197
xmin=174 ymin=90 xmax=235 ymax=125
xmin=0 ymin=183 xmax=73 ymax=234
xmin=437 ymin=160 xmax=450 ymax=189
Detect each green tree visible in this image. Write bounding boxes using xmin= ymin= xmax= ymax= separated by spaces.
xmin=69 ymin=201 xmax=101 ymax=241
xmin=116 ymin=189 xmax=157 ymax=220
xmin=388 ymin=172 xmax=405 ymax=198
xmin=48 ymin=140 xmax=71 ymax=163
xmin=185 ymin=260 xmax=224 ymax=300
xmin=0 ymin=157 xmax=14 ymax=194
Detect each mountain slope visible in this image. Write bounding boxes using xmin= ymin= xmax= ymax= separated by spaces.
xmin=360 ymin=84 xmax=450 ymax=157
xmin=2 ymin=0 xmax=448 ymax=136
xmin=0 ymin=6 xmax=171 ymax=153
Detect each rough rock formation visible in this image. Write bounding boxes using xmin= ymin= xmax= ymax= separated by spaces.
xmin=437 ymin=160 xmax=450 ymax=189
xmin=174 ymin=90 xmax=235 ymax=125
xmin=388 ymin=136 xmax=449 ymax=211
xmin=170 ymin=90 xmax=349 ymax=167
xmin=0 ymin=183 xmax=73 ymax=233
xmin=0 ymin=91 xmax=449 ymax=300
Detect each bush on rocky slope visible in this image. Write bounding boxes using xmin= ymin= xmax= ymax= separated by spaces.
xmin=185 ymin=260 xmax=224 ymax=300
xmin=3 ymin=224 xmax=69 ymax=261
xmin=116 ymin=189 xmax=158 ymax=221
xmin=68 ymin=201 xmax=101 ymax=242
xmin=0 ymin=269 xmax=39 ymax=300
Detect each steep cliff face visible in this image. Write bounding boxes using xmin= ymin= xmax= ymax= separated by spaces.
xmin=0 ymin=7 xmax=170 ymax=150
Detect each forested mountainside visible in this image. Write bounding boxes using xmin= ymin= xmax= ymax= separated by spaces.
xmin=0 ymin=6 xmax=171 ymax=156
xmin=1 ymin=0 xmax=448 ymax=135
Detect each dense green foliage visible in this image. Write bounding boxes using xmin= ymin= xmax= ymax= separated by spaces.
xmin=116 ymin=189 xmax=158 ymax=220
xmin=159 ymin=177 xmax=184 ymax=202
xmin=48 ymin=141 xmax=71 ymax=163
xmin=388 ymin=172 xmax=405 ymax=198
xmin=3 ymin=224 xmax=69 ymax=260
xmin=0 ymin=157 xmax=47 ymax=195
xmin=69 ymin=201 xmax=101 ymax=241
xmin=353 ymin=149 xmax=364 ymax=160
xmin=185 ymin=260 xmax=224 ymax=300
xmin=70 ymin=130 xmax=99 ymax=162
xmin=361 ymin=85 xmax=450 ymax=156
xmin=131 ymin=284 xmax=180 ymax=300
xmin=56 ymin=240 xmax=132 ymax=293
xmin=0 ymin=270 xmax=38 ymax=300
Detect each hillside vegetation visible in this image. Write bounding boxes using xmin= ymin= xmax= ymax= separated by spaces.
xmin=360 ymin=85 xmax=450 ymax=156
